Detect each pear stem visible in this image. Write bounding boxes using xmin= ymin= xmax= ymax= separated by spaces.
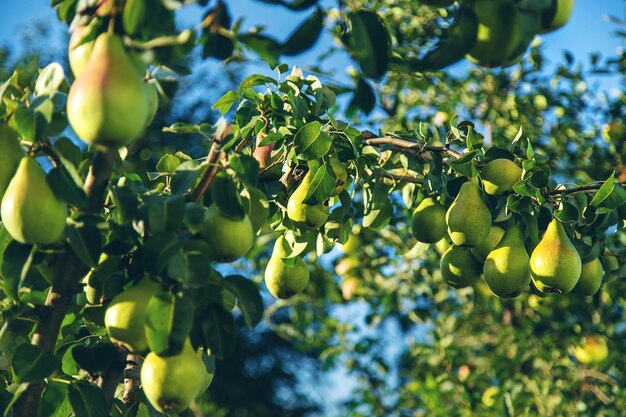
xmin=13 ymin=148 xmax=119 ymax=417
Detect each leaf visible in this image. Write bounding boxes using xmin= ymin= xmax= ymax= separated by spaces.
xmin=142 ymin=194 xmax=167 ymax=234
xmin=41 ymin=380 xmax=73 ymax=417
xmin=156 ymin=154 xmax=180 ymax=174
xmin=47 ymin=156 xmax=89 ymax=208
xmin=1 ymin=241 xmax=35 ymax=302
xmin=212 ymin=91 xmax=239 ymax=115
xmin=34 ymin=63 xmax=66 ymax=97
xmin=12 ymin=344 xmax=59 ymax=383
xmin=122 ymin=0 xmax=148 ymax=34
xmin=282 ymin=8 xmax=325 ymax=56
xmin=223 ymin=275 xmax=264 ymax=329
xmin=210 ymin=173 xmax=246 ymax=220
xmin=255 ymin=0 xmax=318 ymax=11
xmin=68 ymin=380 xmax=108 ymax=417
xmin=346 ymin=10 xmax=390 ymax=79
xmin=303 ymin=162 xmax=335 ymax=205
xmin=239 ymin=34 xmax=282 ymax=68
xmin=72 ymin=343 xmax=116 ymax=374
xmin=145 ymin=292 xmax=193 ymax=356
xmin=347 ymin=78 xmax=376 ymax=116
xmin=228 ymin=154 xmax=259 ymax=188
xmin=142 ymin=232 xmax=183 ymax=275
xmin=294 ymin=121 xmax=332 ymax=160
xmin=198 ymin=304 xmax=236 ymax=359
xmin=66 ymin=221 xmax=102 ymax=268
xmin=589 ymin=174 xmax=616 ymax=207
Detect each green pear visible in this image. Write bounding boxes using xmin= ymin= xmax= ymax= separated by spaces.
xmin=530 ymin=219 xmax=581 ymax=293
xmin=481 ymin=159 xmax=522 ymax=195
xmin=471 ymin=225 xmax=505 ymax=263
xmin=0 ymin=124 xmax=23 ymax=203
xmin=264 ymin=236 xmax=310 ymax=298
xmin=241 ymin=187 xmax=270 ymax=233
xmin=68 ymin=25 xmax=94 ymax=77
xmin=329 ymin=156 xmax=348 ymax=196
xmin=141 ymin=339 xmax=212 ymax=414
xmin=104 ymin=278 xmax=161 ymax=353
xmin=540 ymin=0 xmax=574 ymax=34
xmin=466 ymin=0 xmax=522 ymax=68
xmin=440 ymin=246 xmax=482 ymax=289
xmin=446 ymin=181 xmax=492 ymax=247
xmin=287 ymin=171 xmax=329 ymax=228
xmin=198 ymin=205 xmax=254 ymax=263
xmin=411 ymin=197 xmax=447 ymax=244
xmin=572 ymin=257 xmax=603 ymax=296
xmin=82 ymin=253 xmax=125 ymax=305
xmin=483 ymin=225 xmax=530 ymax=298
xmin=574 ymin=335 xmax=608 ymax=364
xmin=1 ymin=157 xmax=67 ymax=244
xmin=601 ymin=254 xmax=619 ymax=274
xmin=67 ymin=33 xmax=149 ymax=147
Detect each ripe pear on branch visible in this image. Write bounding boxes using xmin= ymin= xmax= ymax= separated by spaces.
xmin=480 ymin=159 xmax=522 ymax=195
xmin=411 ymin=197 xmax=447 ymax=244
xmin=265 ymin=235 xmax=310 ymax=299
xmin=440 ymin=246 xmax=482 ymax=289
xmin=540 ymin=0 xmax=574 ymax=34
xmin=1 ymin=157 xmax=67 ymax=244
xmin=572 ymin=257 xmax=604 ymax=296
xmin=446 ymin=181 xmax=492 ymax=247
xmin=483 ymin=224 xmax=531 ymax=298
xmin=287 ymin=171 xmax=329 ymax=228
xmin=0 ymin=124 xmax=24 ymax=204
xmin=471 ymin=225 xmax=505 ymax=263
xmin=530 ymin=219 xmax=581 ymax=293
xmin=198 ymin=204 xmax=255 ymax=263
xmin=67 ymin=33 xmax=149 ymax=148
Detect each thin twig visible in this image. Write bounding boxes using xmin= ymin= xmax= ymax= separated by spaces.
xmin=379 ymin=170 xmax=423 ymax=184
xmin=363 ymin=137 xmax=463 ymax=160
xmin=192 ymin=142 xmax=222 ymax=203
xmin=546 ymin=181 xmax=626 ymax=196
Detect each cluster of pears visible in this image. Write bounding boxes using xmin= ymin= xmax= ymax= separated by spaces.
xmin=0 ymin=125 xmax=68 ymax=244
xmin=464 ymin=0 xmax=574 ymax=68
xmin=411 ymin=158 xmax=604 ymax=297
xmin=103 ymin=278 xmax=213 ymax=413
xmin=67 ymin=28 xmax=158 ymax=148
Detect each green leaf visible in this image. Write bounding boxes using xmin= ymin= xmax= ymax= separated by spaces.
xmin=142 ymin=194 xmax=167 ymax=234
xmin=68 ymin=380 xmax=108 ymax=417
xmin=34 ymin=63 xmax=66 ymax=97
xmin=145 ymin=292 xmax=193 ymax=356
xmin=223 ymin=275 xmax=264 ymax=329
xmin=239 ymin=34 xmax=282 ymax=68
xmin=228 ymin=154 xmax=259 ymax=188
xmin=156 ymin=154 xmax=181 ymax=174
xmin=282 ymin=8 xmax=325 ymax=56
xmin=142 ymin=232 xmax=183 ymax=275
xmin=47 ymin=156 xmax=88 ymax=208
xmin=122 ymin=0 xmax=148 ymax=35
xmin=66 ymin=221 xmax=102 ymax=268
xmin=347 ymin=78 xmax=376 ymax=116
xmin=255 ymin=0 xmax=318 ymax=11
xmin=1 ymin=241 xmax=35 ymax=302
xmin=212 ymin=91 xmax=239 ymax=115
xmin=303 ymin=162 xmax=335 ymax=205
xmin=210 ymin=173 xmax=246 ymax=220
xmin=12 ymin=344 xmax=59 ymax=383
xmin=589 ymin=174 xmax=616 ymax=207
xmin=347 ymin=10 xmax=390 ymax=79
xmin=72 ymin=343 xmax=116 ymax=374
xmin=41 ymin=380 xmax=73 ymax=417
xmin=198 ymin=304 xmax=236 ymax=360
xmin=294 ymin=121 xmax=332 ymax=160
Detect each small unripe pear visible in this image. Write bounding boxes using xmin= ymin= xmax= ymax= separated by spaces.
xmin=471 ymin=226 xmax=505 ymax=263
xmin=1 ymin=157 xmax=67 ymax=244
xmin=483 ymin=225 xmax=530 ymax=298
xmin=446 ymin=182 xmax=492 ymax=247
xmin=264 ymin=236 xmax=310 ymax=298
xmin=411 ymin=197 xmax=447 ymax=244
xmin=480 ymin=159 xmax=522 ymax=195
xmin=572 ymin=258 xmax=604 ymax=296
xmin=530 ymin=219 xmax=581 ymax=293
xmin=440 ymin=246 xmax=482 ymax=289
xmin=198 ymin=205 xmax=254 ymax=263
xmin=287 ymin=171 xmax=329 ymax=228
xmin=104 ymin=279 xmax=161 ymax=353
xmin=574 ymin=335 xmax=608 ymax=364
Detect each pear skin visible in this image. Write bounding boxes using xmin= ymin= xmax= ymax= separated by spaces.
xmin=446 ymin=182 xmax=492 ymax=247
xmin=483 ymin=225 xmax=531 ymax=298
xmin=540 ymin=0 xmax=574 ymax=34
xmin=480 ymin=159 xmax=522 ymax=195
xmin=0 ymin=124 xmax=23 ymax=203
xmin=471 ymin=225 xmax=505 ymax=263
xmin=440 ymin=246 xmax=482 ymax=289
xmin=574 ymin=335 xmax=608 ymax=364
xmin=572 ymin=257 xmax=603 ymax=296
xmin=104 ymin=278 xmax=161 ymax=353
xmin=264 ymin=236 xmax=310 ymax=298
xmin=198 ymin=205 xmax=254 ymax=263
xmin=329 ymin=156 xmax=348 ymax=195
xmin=141 ymin=339 xmax=211 ymax=414
xmin=1 ymin=157 xmax=67 ymax=244
xmin=530 ymin=219 xmax=581 ymax=293
xmin=67 ymin=33 xmax=149 ymax=147
xmin=466 ymin=0 xmax=522 ymax=68
xmin=68 ymin=25 xmax=94 ymax=77
xmin=411 ymin=197 xmax=447 ymax=244
xmin=287 ymin=171 xmax=329 ymax=228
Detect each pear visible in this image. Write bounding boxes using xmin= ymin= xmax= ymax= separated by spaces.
xmin=264 ymin=236 xmax=310 ymax=299
xmin=67 ymin=33 xmax=149 ymax=147
xmin=340 ymin=228 xmax=361 ymax=254
xmin=254 ymin=132 xmax=283 ymax=178
xmin=466 ymin=0 xmax=522 ymax=68
xmin=530 ymin=219 xmax=582 ymax=293
xmin=241 ymin=187 xmax=270 ymax=233
xmin=287 ymin=171 xmax=329 ymax=228
xmin=0 ymin=124 xmax=23 ymax=203
xmin=471 ymin=225 xmax=505 ymax=263
xmin=480 ymin=159 xmax=522 ymax=195
xmin=104 ymin=278 xmax=161 ymax=353
xmin=446 ymin=181 xmax=492 ymax=247
xmin=411 ymin=197 xmax=447 ymax=244
xmin=68 ymin=25 xmax=94 ymax=77
xmin=574 ymin=335 xmax=608 ymax=364
xmin=483 ymin=225 xmax=531 ymax=298
xmin=440 ymin=246 xmax=482 ymax=289
xmin=141 ymin=339 xmax=212 ymax=414
xmin=198 ymin=205 xmax=254 ymax=263
xmin=601 ymin=254 xmax=619 ymax=274
xmin=340 ymin=276 xmax=360 ymax=300
xmin=83 ymin=253 xmax=125 ymax=305
xmin=572 ymin=257 xmax=604 ymax=296
xmin=329 ymin=156 xmax=348 ymax=195
xmin=540 ymin=0 xmax=574 ymax=34
xmin=1 ymin=157 xmax=67 ymax=244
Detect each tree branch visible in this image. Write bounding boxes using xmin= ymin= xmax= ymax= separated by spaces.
xmin=362 ymin=137 xmax=463 ymax=160
xmin=13 ymin=149 xmax=118 ymax=417
xmin=122 ymin=354 xmax=142 ymax=415
xmin=546 ymin=181 xmax=626 ymax=196
xmin=379 ymin=170 xmax=423 ymax=184
xmin=192 ymin=142 xmax=222 ymax=203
